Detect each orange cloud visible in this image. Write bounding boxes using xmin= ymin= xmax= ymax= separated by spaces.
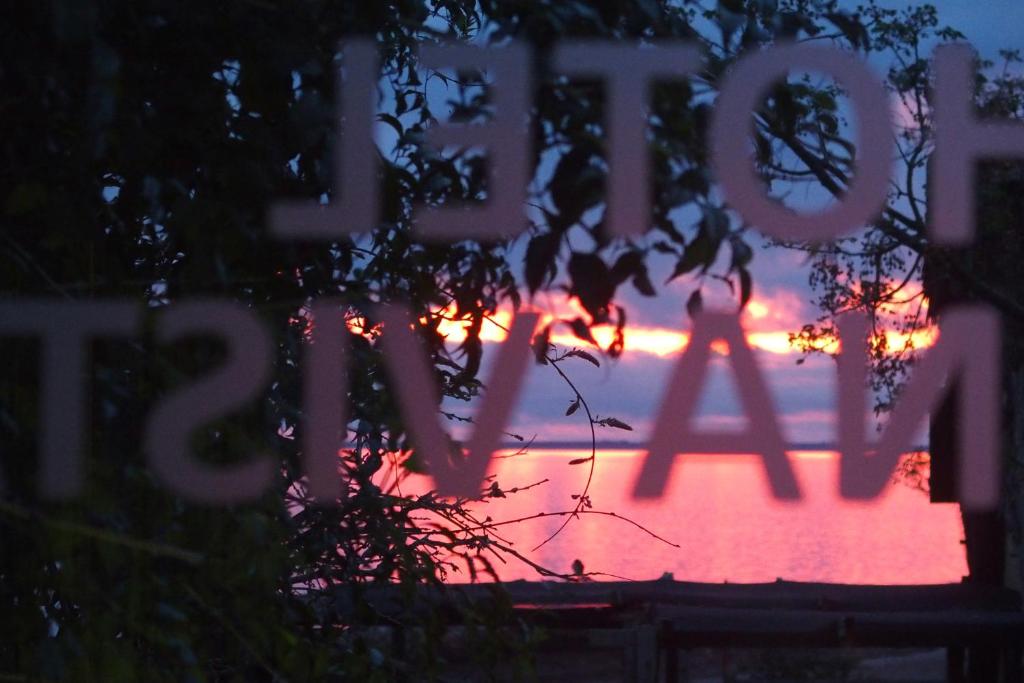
xmin=412 ymin=291 xmax=936 ymax=360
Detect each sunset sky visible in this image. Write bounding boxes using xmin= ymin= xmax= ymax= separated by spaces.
xmin=433 ymin=0 xmax=1024 ymax=448
xmin=440 ymin=238 xmax=856 ymax=445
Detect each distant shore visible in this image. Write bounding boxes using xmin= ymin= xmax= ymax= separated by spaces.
xmin=498 ymin=441 xmax=929 ymax=452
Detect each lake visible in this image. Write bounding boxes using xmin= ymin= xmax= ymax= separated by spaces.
xmin=402 ymin=449 xmax=967 ymax=585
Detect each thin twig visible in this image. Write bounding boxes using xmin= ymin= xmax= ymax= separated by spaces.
xmin=415 ymin=509 xmax=679 ymax=548
xmin=531 ymin=352 xmax=598 ymax=551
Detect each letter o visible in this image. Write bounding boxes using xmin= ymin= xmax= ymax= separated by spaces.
xmin=710 ymin=44 xmax=893 ymax=241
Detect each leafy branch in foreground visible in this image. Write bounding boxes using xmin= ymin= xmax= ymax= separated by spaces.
xmin=410 ymin=310 xmax=676 ymax=570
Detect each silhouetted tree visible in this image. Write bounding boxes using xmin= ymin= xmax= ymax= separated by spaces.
xmin=0 ymin=1 xmax=968 ymax=680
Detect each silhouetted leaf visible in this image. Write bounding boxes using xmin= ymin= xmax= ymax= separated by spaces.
xmin=610 ymin=250 xmax=644 ymax=285
xmin=678 ymin=168 xmax=709 ymax=194
xmin=739 ymin=267 xmax=753 ymax=310
xmin=376 ymin=113 xmax=403 ymax=137
xmin=548 ymin=147 xmax=589 ymax=208
xmin=568 ymin=252 xmax=614 ymax=321
xmin=702 ymin=205 xmax=730 ymax=240
xmin=820 ymin=112 xmax=838 ymax=135
xmin=632 ymin=268 xmax=656 ymax=297
xmin=686 ymin=289 xmax=703 ymax=319
xmin=549 ymin=147 xmax=603 ymax=227
xmin=609 ymin=305 xmax=626 ymax=358
xmin=567 ymin=348 xmax=600 ymax=367
xmin=825 ymin=11 xmax=869 ymax=49
xmin=730 ymin=237 xmax=753 ymax=269
xmin=667 ymin=229 xmax=714 ymax=283
xmin=525 ymin=232 xmax=560 ymax=295
xmin=532 ymin=324 xmax=552 ymax=364
xmin=597 ymin=416 xmax=633 ymax=431
xmin=567 ymin=317 xmax=598 ymax=345
xmin=565 ymin=398 xmax=580 ymax=416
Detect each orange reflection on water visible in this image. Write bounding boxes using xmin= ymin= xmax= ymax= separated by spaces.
xmin=400 ymin=450 xmax=967 ymax=585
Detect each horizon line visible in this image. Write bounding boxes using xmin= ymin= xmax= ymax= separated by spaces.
xmin=499 ymin=440 xmax=930 ymax=452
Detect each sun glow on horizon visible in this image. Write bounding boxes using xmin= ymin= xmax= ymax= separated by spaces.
xmin=425 ymin=296 xmax=937 ymax=360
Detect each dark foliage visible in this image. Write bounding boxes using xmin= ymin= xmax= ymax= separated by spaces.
xmin=0 ymin=0 xmax=953 ymax=680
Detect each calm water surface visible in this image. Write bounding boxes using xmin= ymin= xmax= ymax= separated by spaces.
xmin=402 ymin=450 xmax=967 ymax=584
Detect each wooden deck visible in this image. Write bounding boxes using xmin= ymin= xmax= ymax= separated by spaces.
xmin=328 ymin=579 xmax=1024 ymax=682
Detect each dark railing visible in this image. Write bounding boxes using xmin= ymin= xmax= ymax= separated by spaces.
xmin=327 ymin=578 xmax=1024 ymax=682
